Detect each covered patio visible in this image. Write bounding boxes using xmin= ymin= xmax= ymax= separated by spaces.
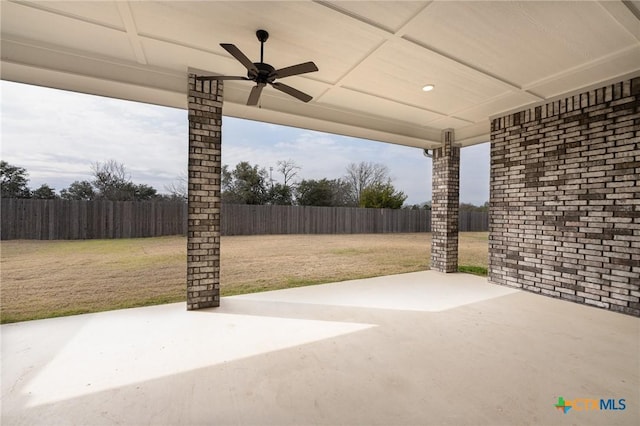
xmin=2 ymin=0 xmax=639 ymax=315
xmin=1 ymin=1 xmax=639 ymax=423
xmin=3 ymin=271 xmax=638 ymax=425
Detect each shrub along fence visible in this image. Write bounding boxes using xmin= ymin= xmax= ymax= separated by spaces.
xmin=0 ymin=199 xmax=488 ymax=240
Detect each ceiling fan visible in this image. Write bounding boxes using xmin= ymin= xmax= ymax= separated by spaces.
xmin=197 ymin=29 xmax=319 ymax=106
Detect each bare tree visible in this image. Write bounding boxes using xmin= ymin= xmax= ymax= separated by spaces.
xmin=277 ymin=159 xmax=301 ymax=187
xmin=164 ymin=172 xmax=188 ymax=200
xmin=91 ymin=160 xmax=129 ymax=199
xmin=91 ymin=160 xmax=157 ymax=201
xmin=344 ymin=161 xmax=389 ymax=206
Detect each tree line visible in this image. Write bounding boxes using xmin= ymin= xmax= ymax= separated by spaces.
xmin=0 ymin=160 xmax=489 ymax=211
xmin=0 ymin=159 xmax=408 ymax=208
xmin=1 ymin=159 xmax=489 ymax=210
xmin=166 ymin=160 xmax=408 ymax=209
xmin=0 ymin=160 xmax=162 ymax=201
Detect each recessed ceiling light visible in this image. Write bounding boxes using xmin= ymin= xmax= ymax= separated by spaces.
xmin=422 ymin=84 xmax=435 ymax=92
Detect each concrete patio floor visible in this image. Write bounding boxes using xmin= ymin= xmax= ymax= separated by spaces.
xmin=2 ymin=271 xmax=638 ymax=425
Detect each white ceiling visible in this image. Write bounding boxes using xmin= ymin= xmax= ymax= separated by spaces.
xmin=1 ymin=1 xmax=639 ymax=149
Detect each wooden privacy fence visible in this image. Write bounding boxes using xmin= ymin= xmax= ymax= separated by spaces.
xmin=1 ymin=199 xmax=187 ymax=240
xmin=222 ymin=204 xmax=432 ymax=235
xmin=1 ymin=199 xmax=488 ymax=240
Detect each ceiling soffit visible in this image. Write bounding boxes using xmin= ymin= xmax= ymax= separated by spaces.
xmin=1 ymin=1 xmax=639 ymax=149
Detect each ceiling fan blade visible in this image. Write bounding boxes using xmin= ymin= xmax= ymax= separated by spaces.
xmin=220 ymin=43 xmax=258 ymax=75
xmin=196 ymin=76 xmax=249 ymax=81
xmin=271 ymin=61 xmax=318 ymax=79
xmin=247 ymin=84 xmax=265 ymax=106
xmin=270 ymin=82 xmax=313 ymax=103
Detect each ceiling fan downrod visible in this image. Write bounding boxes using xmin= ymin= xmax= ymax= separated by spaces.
xmin=256 ymin=29 xmax=269 ymax=63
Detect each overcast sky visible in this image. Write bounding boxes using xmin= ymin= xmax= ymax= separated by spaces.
xmin=1 ymin=81 xmax=489 ymax=205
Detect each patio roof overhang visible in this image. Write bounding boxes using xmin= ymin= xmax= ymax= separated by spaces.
xmin=1 ymin=1 xmax=639 ymax=150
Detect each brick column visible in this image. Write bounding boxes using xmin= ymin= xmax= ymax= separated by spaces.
xmin=431 ymin=129 xmax=460 ymax=273
xmin=187 ymin=75 xmax=222 ymax=310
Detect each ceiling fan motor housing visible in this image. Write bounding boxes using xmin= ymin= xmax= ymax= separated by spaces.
xmin=250 ymin=62 xmax=276 ymax=84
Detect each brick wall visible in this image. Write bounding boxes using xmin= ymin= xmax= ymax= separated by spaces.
xmin=187 ymin=75 xmax=222 ymax=310
xmin=490 ymin=77 xmax=640 ymax=317
xmin=431 ymin=129 xmax=460 ymax=273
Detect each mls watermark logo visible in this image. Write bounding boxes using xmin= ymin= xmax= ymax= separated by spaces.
xmin=554 ymin=396 xmax=626 ymax=414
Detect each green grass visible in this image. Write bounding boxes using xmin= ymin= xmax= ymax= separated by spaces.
xmin=0 ymin=295 xmax=188 ymax=324
xmin=222 ymin=277 xmax=353 ymax=297
xmin=458 ymin=265 xmax=488 ymax=276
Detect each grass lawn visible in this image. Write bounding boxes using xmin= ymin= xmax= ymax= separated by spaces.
xmin=0 ymin=232 xmax=488 ymax=323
